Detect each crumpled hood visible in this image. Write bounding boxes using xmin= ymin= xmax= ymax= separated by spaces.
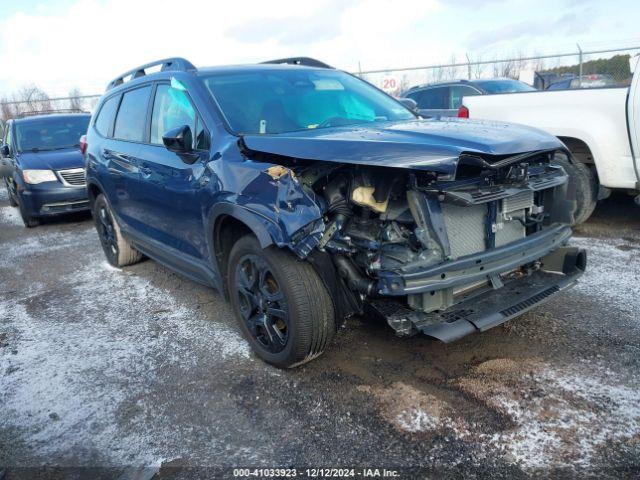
xmin=242 ymin=118 xmax=564 ymax=175
xmin=18 ymin=148 xmax=84 ymax=171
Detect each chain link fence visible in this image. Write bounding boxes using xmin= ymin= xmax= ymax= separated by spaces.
xmin=356 ymin=46 xmax=639 ymax=96
xmin=1 ymin=46 xmax=638 ymax=122
xmin=0 ymin=92 xmax=101 ymax=122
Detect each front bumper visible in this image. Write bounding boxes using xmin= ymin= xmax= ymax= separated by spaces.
xmin=371 ymin=245 xmax=586 ymax=342
xmin=376 ymin=224 xmax=572 ymax=296
xmin=19 ymin=182 xmax=89 ymax=218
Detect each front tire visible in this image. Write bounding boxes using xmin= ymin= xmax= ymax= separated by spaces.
xmin=5 ymin=179 xmax=18 ymax=207
xmin=228 ymin=235 xmax=335 ymax=368
xmin=93 ymin=194 xmax=143 ymax=267
xmin=553 ymin=153 xmax=597 ymax=225
xmin=17 ymin=193 xmax=39 ymax=228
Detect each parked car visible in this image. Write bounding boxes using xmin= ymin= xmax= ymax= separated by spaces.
xmin=1 ymin=111 xmax=91 ymax=227
xmin=546 ymin=74 xmax=618 ymax=90
xmin=534 ymin=72 xmax=574 ymax=90
xmin=85 ymin=57 xmax=585 ymax=368
xmin=459 ymin=56 xmax=640 ymax=224
xmin=402 ymin=79 xmax=536 ymax=117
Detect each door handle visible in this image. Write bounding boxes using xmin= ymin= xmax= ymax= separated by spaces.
xmin=140 ymin=166 xmax=152 ymax=176
xmin=103 ymin=149 xmax=133 ymax=162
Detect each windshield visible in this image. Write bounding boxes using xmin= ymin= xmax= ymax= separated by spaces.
xmin=15 ymin=116 xmax=90 ymax=152
xmin=474 ymin=80 xmax=536 ymax=93
xmin=203 ymin=69 xmax=415 ymax=134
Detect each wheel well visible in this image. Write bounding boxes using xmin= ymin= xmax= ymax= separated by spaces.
xmin=557 ymin=137 xmax=594 ymax=165
xmin=214 ymin=215 xmax=254 ymax=294
xmin=87 ymin=183 xmax=103 ymax=207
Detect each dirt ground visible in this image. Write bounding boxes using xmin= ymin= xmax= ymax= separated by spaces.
xmin=1 ymin=187 xmax=639 ymax=479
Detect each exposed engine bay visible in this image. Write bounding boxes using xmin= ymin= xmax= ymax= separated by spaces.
xmin=248 ymin=146 xmax=586 ymax=342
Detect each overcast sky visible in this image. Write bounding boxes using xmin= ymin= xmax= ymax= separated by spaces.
xmin=0 ymin=0 xmax=638 ymax=97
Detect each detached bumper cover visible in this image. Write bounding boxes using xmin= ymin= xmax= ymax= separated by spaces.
xmin=374 ymin=246 xmax=586 ymax=343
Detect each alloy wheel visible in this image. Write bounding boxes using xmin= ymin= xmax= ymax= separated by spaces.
xmin=234 ymin=254 xmax=290 ymax=353
xmin=97 ymin=205 xmax=118 ymax=257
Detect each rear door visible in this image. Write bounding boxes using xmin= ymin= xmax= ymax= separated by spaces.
xmin=406 ymin=86 xmax=453 ymax=117
xmin=133 ymin=81 xmax=211 ymax=260
xmin=628 ymin=55 xmax=640 ymax=185
xmin=104 ymin=85 xmax=153 ymax=228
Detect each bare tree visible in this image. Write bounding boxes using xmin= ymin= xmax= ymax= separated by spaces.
xmin=0 ymin=96 xmax=16 ymax=121
xmin=444 ymin=54 xmax=458 ymax=80
xmin=498 ymin=59 xmax=516 ymax=79
xmin=399 ymin=74 xmax=411 ymax=95
xmin=68 ymin=87 xmax=84 ymax=112
xmin=15 ymin=85 xmax=52 ymax=114
xmin=470 ymin=54 xmax=484 ymax=79
xmin=432 ymin=65 xmax=445 ymax=83
xmin=492 ymin=56 xmax=501 ymax=78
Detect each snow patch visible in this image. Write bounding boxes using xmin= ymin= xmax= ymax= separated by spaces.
xmin=0 ymin=206 xmax=23 ymax=226
xmin=451 ymin=359 xmax=640 ymax=472
xmin=396 ymin=408 xmax=439 ymax=433
xmin=570 ymin=237 xmax=640 ymax=316
xmin=358 ymin=382 xmax=448 ymax=434
xmin=0 ymin=228 xmax=97 ymax=266
xmin=0 ymin=259 xmax=252 ymax=466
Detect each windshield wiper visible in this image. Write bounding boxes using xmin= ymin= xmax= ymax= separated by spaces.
xmin=28 ymin=145 xmax=78 ymax=152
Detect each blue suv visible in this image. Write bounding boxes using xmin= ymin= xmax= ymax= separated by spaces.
xmin=1 ymin=112 xmax=91 ymax=227
xmin=86 ymin=57 xmax=586 ymax=368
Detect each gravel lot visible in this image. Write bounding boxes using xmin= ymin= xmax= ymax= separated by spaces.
xmin=1 ymin=186 xmax=639 ymax=479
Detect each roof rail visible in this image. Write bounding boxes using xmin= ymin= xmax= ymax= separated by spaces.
xmin=261 ymin=57 xmax=333 ymax=69
xmin=15 ymin=109 xmax=89 ymax=118
xmin=106 ymin=57 xmax=197 ymax=91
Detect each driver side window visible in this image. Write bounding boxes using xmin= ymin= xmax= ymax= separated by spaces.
xmin=150 ymin=84 xmax=209 ymax=150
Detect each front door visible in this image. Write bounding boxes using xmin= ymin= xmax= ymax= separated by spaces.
xmin=134 ymin=81 xmax=212 ymax=261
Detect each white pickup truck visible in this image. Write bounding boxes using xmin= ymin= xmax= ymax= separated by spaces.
xmin=460 ymin=57 xmax=640 ymax=224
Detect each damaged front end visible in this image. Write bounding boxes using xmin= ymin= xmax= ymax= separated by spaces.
xmin=243 ymin=145 xmax=586 ymax=343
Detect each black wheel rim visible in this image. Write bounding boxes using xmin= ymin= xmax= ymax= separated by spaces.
xmin=97 ymin=204 xmax=118 ymax=258
xmin=234 ymin=254 xmax=289 ymax=353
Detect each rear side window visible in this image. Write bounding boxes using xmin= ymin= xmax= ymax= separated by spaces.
xmin=408 ymin=87 xmax=449 ymax=109
xmin=114 ymin=86 xmax=152 ymax=142
xmin=94 ymin=95 xmax=120 ymax=137
xmin=449 ymin=85 xmax=480 ymax=109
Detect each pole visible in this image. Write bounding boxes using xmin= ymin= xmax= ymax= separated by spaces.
xmin=577 ymin=43 xmax=583 ymax=88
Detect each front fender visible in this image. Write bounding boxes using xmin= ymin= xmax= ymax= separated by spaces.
xmin=205 ymin=157 xmax=325 ymax=257
xmin=207 ymin=202 xmax=280 ymax=250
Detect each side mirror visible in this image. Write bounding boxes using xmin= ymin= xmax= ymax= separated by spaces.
xmin=0 ymin=147 xmax=12 ymax=178
xmin=162 ymin=125 xmax=192 ymax=153
xmin=398 ymin=97 xmax=418 ymax=113
xmin=162 ymin=125 xmax=198 ymax=164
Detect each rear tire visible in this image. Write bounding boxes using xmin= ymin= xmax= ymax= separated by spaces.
xmin=553 ymin=153 xmax=597 ymax=225
xmin=228 ymin=235 xmax=335 ymax=368
xmin=93 ymin=194 xmax=143 ymax=267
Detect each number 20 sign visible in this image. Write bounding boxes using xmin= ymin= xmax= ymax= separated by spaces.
xmin=381 ymin=77 xmax=398 ymax=92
